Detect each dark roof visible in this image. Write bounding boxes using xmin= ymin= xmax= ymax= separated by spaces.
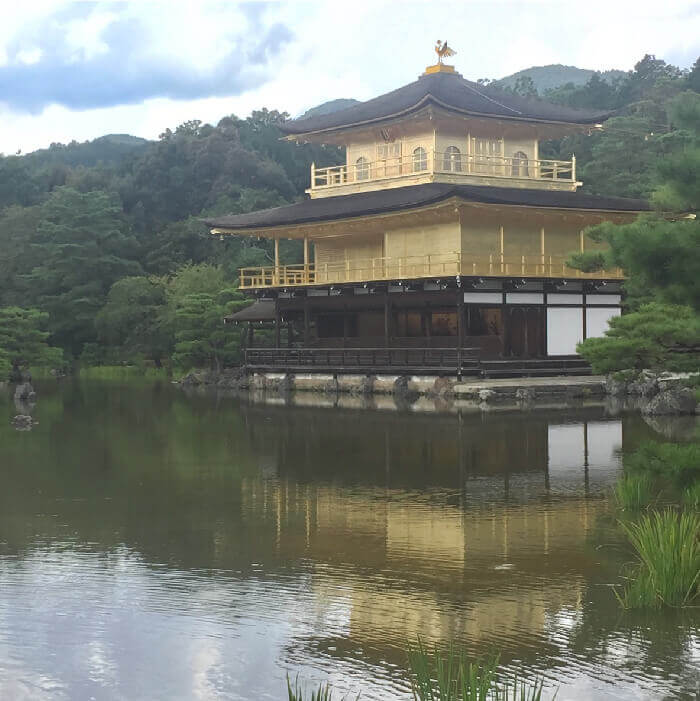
xmin=281 ymin=71 xmax=610 ymax=135
xmin=225 ymin=300 xmax=275 ymax=322
xmin=204 ymin=184 xmax=649 ymax=231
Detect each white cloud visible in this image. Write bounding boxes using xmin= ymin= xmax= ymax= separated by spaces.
xmin=0 ymin=0 xmax=698 ymax=154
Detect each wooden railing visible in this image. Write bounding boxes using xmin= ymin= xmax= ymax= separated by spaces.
xmin=311 ymin=151 xmax=575 ymax=190
xmin=245 ymin=347 xmax=480 ymax=373
xmin=239 ymin=252 xmax=622 ymax=289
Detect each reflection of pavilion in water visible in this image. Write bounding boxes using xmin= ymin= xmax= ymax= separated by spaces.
xmin=239 ymin=407 xmax=623 ymax=653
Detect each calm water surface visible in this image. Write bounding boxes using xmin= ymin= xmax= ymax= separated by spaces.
xmin=0 ymin=380 xmax=697 ymax=700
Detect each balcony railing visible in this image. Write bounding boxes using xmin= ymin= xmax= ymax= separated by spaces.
xmin=239 ymin=252 xmax=622 ymax=289
xmin=311 ymin=151 xmax=575 ymax=191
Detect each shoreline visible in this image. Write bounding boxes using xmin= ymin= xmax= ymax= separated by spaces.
xmin=178 ymin=368 xmax=699 ymax=417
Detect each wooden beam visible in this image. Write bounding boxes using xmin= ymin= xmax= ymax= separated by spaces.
xmin=303 ymin=235 xmax=309 ymax=266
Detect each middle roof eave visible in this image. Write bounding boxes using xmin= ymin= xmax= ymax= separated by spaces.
xmin=204 ymin=183 xmax=650 ymax=233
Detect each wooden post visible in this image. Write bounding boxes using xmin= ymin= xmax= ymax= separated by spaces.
xmin=579 ymin=230 xmax=585 ymax=253
xmin=384 ymin=292 xmax=392 ymax=348
xmin=274 ymin=297 xmax=281 ymax=349
xmin=247 ymin=322 xmax=254 ymax=349
xmin=499 ymin=225 xmax=505 ymax=274
xmin=303 ymin=235 xmax=310 ymax=282
xmin=572 ymin=153 xmax=576 ymax=182
xmin=303 ymin=297 xmax=310 ymax=346
xmin=457 ymin=289 xmax=464 ymax=378
xmin=274 ymin=237 xmax=280 ymax=285
xmin=540 ymin=226 xmax=545 ymax=275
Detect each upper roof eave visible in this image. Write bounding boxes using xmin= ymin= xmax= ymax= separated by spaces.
xmin=281 ymin=95 xmax=609 ymax=140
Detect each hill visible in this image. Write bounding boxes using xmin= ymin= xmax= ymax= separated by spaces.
xmin=491 ymin=64 xmax=625 ymax=93
xmin=297 ymin=98 xmax=360 ymax=120
xmin=23 ymin=133 xmax=150 ymax=168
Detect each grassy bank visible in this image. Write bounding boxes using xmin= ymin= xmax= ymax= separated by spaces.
xmin=613 ymin=441 xmax=700 ymax=609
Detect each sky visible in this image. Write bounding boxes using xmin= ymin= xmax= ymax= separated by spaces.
xmin=1 ymin=0 xmax=699 ymax=155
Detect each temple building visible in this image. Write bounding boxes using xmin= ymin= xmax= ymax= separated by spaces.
xmin=206 ymin=50 xmax=648 ymax=376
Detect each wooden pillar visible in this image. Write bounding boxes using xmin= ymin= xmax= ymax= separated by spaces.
xmin=303 ymin=297 xmax=311 ymax=346
xmin=457 ymin=288 xmax=464 ymax=377
xmin=540 ymin=226 xmax=546 ymax=274
xmin=274 ymin=237 xmax=280 ymax=285
xmin=384 ymin=292 xmax=392 ymax=348
xmin=343 ymin=308 xmax=349 ymax=348
xmin=303 ymin=235 xmax=310 ymax=278
xmin=287 ymin=320 xmax=293 ymax=348
xmin=247 ymin=322 xmax=254 ymax=349
xmin=579 ymin=230 xmax=585 ymax=253
xmin=274 ymin=297 xmax=281 ymax=349
xmin=499 ymin=225 xmax=505 ymax=274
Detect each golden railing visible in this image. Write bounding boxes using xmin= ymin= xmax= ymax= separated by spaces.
xmin=311 ymin=151 xmax=575 ymax=190
xmin=239 ymin=252 xmax=622 ymax=289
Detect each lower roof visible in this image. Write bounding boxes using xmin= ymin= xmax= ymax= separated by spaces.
xmin=204 ymin=183 xmax=650 ymax=232
xmin=224 ymin=299 xmax=275 ymax=323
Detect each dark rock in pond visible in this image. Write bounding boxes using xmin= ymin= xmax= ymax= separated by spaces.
xmin=515 ymin=387 xmax=536 ymax=403
xmin=642 ymin=387 xmax=697 ymax=416
xmin=12 ymin=414 xmax=35 ymax=431
xmin=14 ymin=382 xmax=36 ymax=403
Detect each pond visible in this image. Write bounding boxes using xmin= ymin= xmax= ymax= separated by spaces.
xmin=0 ymin=380 xmax=697 ymax=699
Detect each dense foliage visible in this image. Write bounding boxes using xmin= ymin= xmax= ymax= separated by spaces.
xmin=572 ymin=88 xmax=700 ymax=373
xmin=0 ymin=55 xmax=697 ymax=376
xmin=0 ymin=110 xmax=341 ymax=375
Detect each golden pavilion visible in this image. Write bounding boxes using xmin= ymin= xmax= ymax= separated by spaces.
xmin=205 ymin=50 xmax=647 ymax=377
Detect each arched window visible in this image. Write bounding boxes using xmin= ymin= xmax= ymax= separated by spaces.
xmin=412 ymin=146 xmax=428 ymax=172
xmin=511 ymin=151 xmax=529 ymax=177
xmin=355 ymin=156 xmax=369 ymax=181
xmin=443 ymin=146 xmax=462 ymax=172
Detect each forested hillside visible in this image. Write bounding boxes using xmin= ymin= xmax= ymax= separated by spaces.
xmin=492 ymin=64 xmax=625 ymax=93
xmin=0 ymin=55 xmax=697 ymax=375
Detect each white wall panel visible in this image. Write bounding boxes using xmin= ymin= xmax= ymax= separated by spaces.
xmin=505 ymin=292 xmax=543 ymax=304
xmin=585 ymin=307 xmax=621 ymax=339
xmin=586 ymin=294 xmax=621 ymax=305
xmin=547 ymin=307 xmax=583 ymax=355
xmin=464 ymin=292 xmax=502 ymax=304
xmin=547 ymin=293 xmax=583 ymax=305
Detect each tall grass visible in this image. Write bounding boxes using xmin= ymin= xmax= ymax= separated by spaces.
xmin=407 ymin=639 xmax=548 ymax=701
xmin=617 ymin=509 xmax=700 ymax=609
xmin=287 ymin=676 xmax=333 ymax=701
xmin=614 ymin=473 xmax=655 ymax=511
xmin=682 ymin=482 xmax=700 ymax=510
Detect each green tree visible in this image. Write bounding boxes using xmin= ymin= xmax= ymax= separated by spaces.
xmin=572 ymin=91 xmax=700 ymax=372
xmin=0 ymin=307 xmax=63 ymax=379
xmin=576 ymin=303 xmax=699 ymax=374
xmin=172 ymin=288 xmax=249 ymax=371
xmin=570 ymin=91 xmax=700 ymax=309
xmin=95 ymin=277 xmax=170 ymax=364
xmin=25 ymin=187 xmax=143 ymax=356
